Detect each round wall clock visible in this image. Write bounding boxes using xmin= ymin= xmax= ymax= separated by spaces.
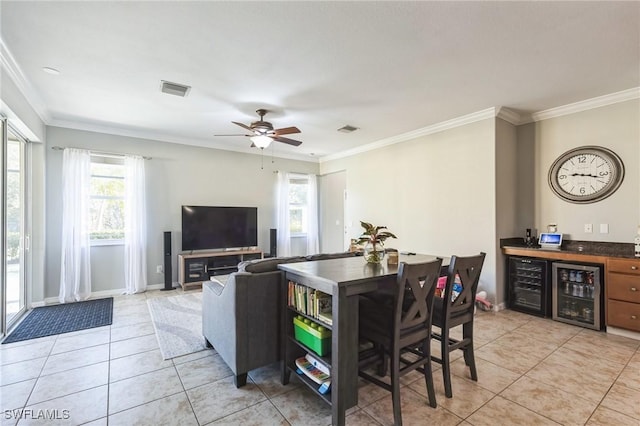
xmin=548 ymin=146 xmax=624 ymax=204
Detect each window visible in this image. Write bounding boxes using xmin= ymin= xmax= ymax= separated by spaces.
xmin=89 ymin=155 xmax=125 ymax=241
xmin=289 ymin=177 xmax=309 ymax=235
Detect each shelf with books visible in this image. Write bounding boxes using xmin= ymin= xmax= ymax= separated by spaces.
xmin=287 ymin=281 xmax=333 ymax=327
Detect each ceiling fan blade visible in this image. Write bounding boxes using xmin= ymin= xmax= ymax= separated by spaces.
xmin=232 ymin=121 xmax=254 ymax=132
xmin=214 ymin=134 xmax=252 ymax=137
xmin=250 ymin=142 xmax=256 ymax=148
xmin=273 ymin=126 xmax=301 ymax=136
xmin=274 ymin=136 xmax=302 ymax=146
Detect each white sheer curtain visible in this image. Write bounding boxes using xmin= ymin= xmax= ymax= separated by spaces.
xmin=59 ymin=148 xmax=92 ymax=303
xmin=124 ymin=155 xmax=147 ymax=294
xmin=306 ymin=174 xmax=319 ymax=255
xmin=276 ymin=171 xmax=291 ymax=257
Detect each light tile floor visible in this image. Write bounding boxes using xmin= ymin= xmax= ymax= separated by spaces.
xmin=1 ymin=289 xmax=639 ymax=425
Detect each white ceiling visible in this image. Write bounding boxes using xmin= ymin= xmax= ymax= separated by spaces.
xmin=1 ymin=1 xmax=638 ymax=161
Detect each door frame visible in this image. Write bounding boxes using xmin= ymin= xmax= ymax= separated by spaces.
xmin=1 ymin=119 xmax=30 ymax=337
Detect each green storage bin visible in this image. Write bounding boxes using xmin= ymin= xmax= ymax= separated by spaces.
xmin=293 ymin=315 xmax=331 ymax=357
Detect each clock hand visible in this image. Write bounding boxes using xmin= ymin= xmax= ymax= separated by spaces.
xmin=570 ymin=173 xmax=599 ymax=178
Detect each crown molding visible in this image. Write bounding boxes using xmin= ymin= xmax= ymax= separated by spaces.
xmin=530 ymin=87 xmax=640 ymax=122
xmin=320 ymin=107 xmax=497 ymax=163
xmin=48 ymin=118 xmax=319 ymax=164
xmin=0 ymin=37 xmax=51 ymax=123
xmin=496 ymin=107 xmax=525 ymax=125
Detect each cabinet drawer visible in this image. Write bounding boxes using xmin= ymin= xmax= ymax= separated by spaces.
xmin=607 ymin=273 xmax=640 ymax=303
xmin=608 ymin=258 xmax=640 ymax=275
xmin=607 ymin=299 xmax=640 ymax=332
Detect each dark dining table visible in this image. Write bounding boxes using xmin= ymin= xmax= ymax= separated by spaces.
xmin=278 ymin=254 xmax=448 ymax=426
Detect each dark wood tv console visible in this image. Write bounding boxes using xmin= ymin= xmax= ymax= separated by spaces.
xmin=177 ymin=249 xmax=263 ymax=289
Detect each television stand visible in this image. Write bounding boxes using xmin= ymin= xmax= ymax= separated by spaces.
xmin=178 ymin=249 xmax=263 ymax=290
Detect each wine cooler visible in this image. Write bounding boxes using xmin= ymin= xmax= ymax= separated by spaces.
xmin=508 ymin=257 xmax=551 ymax=317
xmin=552 ymin=262 xmax=603 ymax=330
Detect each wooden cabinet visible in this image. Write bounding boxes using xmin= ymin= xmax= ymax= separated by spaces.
xmin=178 ymin=249 xmax=263 ymax=289
xmin=606 ymin=258 xmax=640 ymax=332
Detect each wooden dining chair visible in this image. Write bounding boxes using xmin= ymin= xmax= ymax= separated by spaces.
xmin=358 ymin=258 xmax=442 ymax=426
xmin=430 ymin=252 xmax=486 ymax=398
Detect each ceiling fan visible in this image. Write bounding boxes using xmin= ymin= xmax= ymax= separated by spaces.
xmin=215 ymin=109 xmax=302 ymax=148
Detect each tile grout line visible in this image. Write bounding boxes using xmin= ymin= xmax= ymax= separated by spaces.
xmin=171 ymin=359 xmax=201 ymax=425
xmin=495 ymin=319 xmax=623 ymax=425
xmin=258 ymin=374 xmax=301 ymax=426
xmin=13 ymin=331 xmax=61 ymax=423
xmin=106 ymin=323 xmax=112 ymax=426
xmin=473 ymin=315 xmax=566 ymax=425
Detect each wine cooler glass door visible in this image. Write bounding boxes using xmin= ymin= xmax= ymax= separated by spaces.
xmin=552 ymin=262 xmax=601 ymax=330
xmin=508 ymin=257 xmax=549 ymax=317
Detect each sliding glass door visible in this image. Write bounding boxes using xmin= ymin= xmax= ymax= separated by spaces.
xmin=2 ymin=121 xmax=27 ymax=334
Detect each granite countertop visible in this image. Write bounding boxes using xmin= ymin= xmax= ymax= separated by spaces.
xmin=500 ymin=237 xmax=636 ymax=259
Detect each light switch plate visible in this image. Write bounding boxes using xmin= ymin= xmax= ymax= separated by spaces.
xmin=584 ymin=224 xmax=593 ymax=233
xmin=600 ymin=224 xmax=609 ymax=233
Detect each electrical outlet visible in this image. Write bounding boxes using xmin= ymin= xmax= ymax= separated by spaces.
xmin=156 ymin=265 xmax=163 ymax=274
xmin=584 ymin=224 xmax=593 ymax=233
xmin=600 ymin=224 xmax=609 ymax=234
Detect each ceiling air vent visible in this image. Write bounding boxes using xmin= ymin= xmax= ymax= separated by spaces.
xmin=160 ymin=80 xmax=191 ymax=97
xmin=337 ymin=125 xmax=359 ymax=133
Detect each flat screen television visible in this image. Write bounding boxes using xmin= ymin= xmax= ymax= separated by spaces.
xmin=182 ymin=206 xmax=258 ymax=251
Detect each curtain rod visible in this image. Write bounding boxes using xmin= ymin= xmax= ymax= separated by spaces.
xmin=51 ymin=146 xmax=152 ymax=160
xmin=273 ymin=170 xmax=315 ymax=176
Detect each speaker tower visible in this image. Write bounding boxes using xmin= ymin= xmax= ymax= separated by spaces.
xmin=162 ymin=231 xmax=175 ymax=291
xmin=269 ymin=228 xmax=277 ymax=258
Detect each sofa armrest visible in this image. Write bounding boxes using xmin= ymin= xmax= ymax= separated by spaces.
xmin=202 ymin=273 xmax=248 ymax=374
xmin=207 ymin=277 xmax=225 ymax=296
xmin=202 ymin=270 xmax=283 ymax=379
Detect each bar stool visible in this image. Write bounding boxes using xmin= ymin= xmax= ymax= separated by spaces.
xmin=430 ymin=252 xmax=486 ymax=398
xmin=358 ymin=259 xmax=442 ymax=425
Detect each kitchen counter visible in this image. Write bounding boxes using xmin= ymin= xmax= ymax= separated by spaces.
xmin=502 ymin=238 xmax=640 ymax=341
xmin=501 ymin=238 xmax=635 ymax=262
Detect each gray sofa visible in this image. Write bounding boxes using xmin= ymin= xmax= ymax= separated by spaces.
xmin=202 ymin=252 xmax=356 ymax=387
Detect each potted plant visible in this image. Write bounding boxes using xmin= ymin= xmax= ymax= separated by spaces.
xmin=356 ymin=221 xmax=397 ymax=264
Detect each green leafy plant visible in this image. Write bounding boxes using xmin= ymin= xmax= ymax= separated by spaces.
xmin=357 ymin=221 xmax=397 ymax=263
xmin=356 ymin=221 xmax=397 ymax=245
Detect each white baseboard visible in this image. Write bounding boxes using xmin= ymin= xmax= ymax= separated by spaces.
xmin=30 ymin=283 xmax=172 ymax=307
xmin=606 ymin=326 xmax=640 ymax=342
xmin=494 ymin=302 xmax=507 ymax=312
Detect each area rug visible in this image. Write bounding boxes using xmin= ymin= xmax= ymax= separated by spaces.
xmin=147 ymin=292 xmax=207 ymax=360
xmin=2 ymin=298 xmax=113 ymax=344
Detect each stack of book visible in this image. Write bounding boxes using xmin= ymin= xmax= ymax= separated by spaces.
xmin=287 ymin=281 xmax=333 ymax=326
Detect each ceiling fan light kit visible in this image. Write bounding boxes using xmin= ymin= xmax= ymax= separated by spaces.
xmin=250 ymin=135 xmax=273 ymax=148
xmin=215 ymin=109 xmax=303 ymax=148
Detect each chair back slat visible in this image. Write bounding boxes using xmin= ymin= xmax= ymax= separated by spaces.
xmin=395 ymin=259 xmax=443 ymax=332
xmin=441 ymin=253 xmax=486 ymax=317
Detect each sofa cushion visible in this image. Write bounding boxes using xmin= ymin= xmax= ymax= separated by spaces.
xmin=305 ymin=252 xmax=356 ymax=261
xmin=238 ymin=256 xmax=306 ymax=273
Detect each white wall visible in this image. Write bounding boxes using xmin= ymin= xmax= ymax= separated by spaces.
xmin=320 ymin=119 xmax=499 ymax=302
xmin=44 ymin=126 xmax=318 ymax=300
xmin=532 ymin=100 xmax=639 ymax=242
xmin=495 ymin=118 xmax=519 ymax=306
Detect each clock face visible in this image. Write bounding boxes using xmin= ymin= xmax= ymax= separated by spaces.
xmin=548 ymin=146 xmax=624 ymax=204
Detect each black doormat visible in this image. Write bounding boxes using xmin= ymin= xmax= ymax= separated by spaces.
xmin=2 ymin=298 xmax=113 ymax=344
